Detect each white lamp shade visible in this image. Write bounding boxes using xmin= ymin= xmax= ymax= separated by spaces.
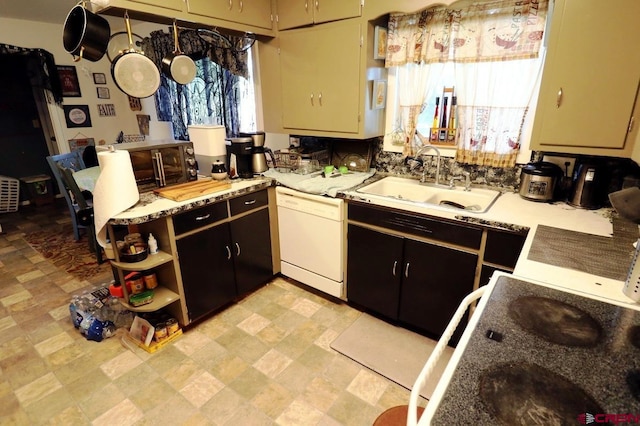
xmin=148 ymin=121 xmax=174 ymax=141
xmin=188 ymin=125 xmax=227 ymax=157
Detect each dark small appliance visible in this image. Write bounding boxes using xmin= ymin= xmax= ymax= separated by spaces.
xmin=226 ymin=137 xmax=253 ymax=179
xmin=568 ymin=161 xmax=606 ymax=209
xmin=239 ymin=131 xmax=273 ymax=174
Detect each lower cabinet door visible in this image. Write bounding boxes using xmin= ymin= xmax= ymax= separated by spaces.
xmin=347 ymin=225 xmax=403 ymax=320
xmin=399 ymin=239 xmax=477 ymax=340
xmin=231 ymin=209 xmax=273 ymax=295
xmin=177 ymin=224 xmax=236 ymax=322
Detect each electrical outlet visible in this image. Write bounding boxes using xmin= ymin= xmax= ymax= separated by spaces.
xmin=542 ymin=155 xmax=576 ymax=177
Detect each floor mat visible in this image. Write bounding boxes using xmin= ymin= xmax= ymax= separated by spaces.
xmin=24 ymin=225 xmax=112 ymax=282
xmin=331 ymin=313 xmax=453 ymax=399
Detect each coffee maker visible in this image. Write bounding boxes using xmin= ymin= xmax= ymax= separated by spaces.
xmin=226 ymin=137 xmax=253 ymax=178
xmin=239 ymin=131 xmax=273 ymax=174
xmin=568 ymin=160 xmax=607 ymax=209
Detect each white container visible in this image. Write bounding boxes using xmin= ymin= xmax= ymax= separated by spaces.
xmin=148 ymin=233 xmax=158 ymax=255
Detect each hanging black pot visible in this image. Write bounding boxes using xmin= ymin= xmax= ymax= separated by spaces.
xmin=63 ymin=3 xmax=111 ymax=62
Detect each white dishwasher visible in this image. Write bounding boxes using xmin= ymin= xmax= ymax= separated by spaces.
xmin=276 ymin=186 xmax=346 ymax=298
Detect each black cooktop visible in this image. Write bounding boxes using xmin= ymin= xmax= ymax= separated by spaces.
xmin=431 ymin=275 xmax=640 ymax=425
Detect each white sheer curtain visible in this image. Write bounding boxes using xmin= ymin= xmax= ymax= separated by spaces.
xmin=386 ymin=0 xmax=548 ymax=165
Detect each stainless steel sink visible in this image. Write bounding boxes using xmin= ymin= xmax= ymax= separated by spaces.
xmin=356 ymin=176 xmax=502 ymax=213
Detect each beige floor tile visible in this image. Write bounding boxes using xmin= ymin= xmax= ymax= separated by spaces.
xmin=225 ymin=401 xmax=274 ymax=426
xmin=346 ymin=369 xmax=389 ymax=405
xmin=162 ymin=358 xmax=204 ymax=391
xmin=314 ymin=328 xmax=339 ymax=352
xmin=65 ymin=367 xmax=111 ymax=402
xmin=250 ymin=382 xmax=293 ymax=420
xmin=0 ymin=315 xmax=17 ymax=332
xmin=255 ymin=323 xmax=288 ymax=346
xmin=173 ymin=329 xmax=213 ymax=356
xmin=128 ymin=377 xmax=176 ymax=413
xmin=228 ymin=367 xmax=270 ymax=400
xmin=297 ymin=343 xmax=335 ymax=374
xmin=91 ymin=398 xmax=144 ymax=426
xmin=276 ymin=397 xmax=324 ymax=426
xmin=78 ymin=382 xmax=126 ymax=420
xmin=275 ymin=361 xmax=315 ymax=395
xmin=114 ymin=362 xmax=160 ymax=397
xmin=208 ymin=353 xmax=248 ymax=385
xmin=2 ymin=350 xmax=50 ymax=390
xmin=47 ymin=405 xmax=90 ymax=425
xmin=14 ymin=372 xmax=63 ymax=406
xmin=15 ymin=270 xmax=44 ymax=284
xmin=327 ymin=390 xmax=381 ymax=426
xmin=290 ymin=297 xmax=322 ymax=318
xmin=100 ymin=350 xmax=144 ymax=380
xmin=34 ymin=331 xmax=74 ymax=357
xmin=301 ymin=376 xmax=340 ymax=412
xmin=179 ymin=371 xmax=224 ymax=408
xmin=253 ymin=349 xmax=293 ymax=379
xmin=200 ymin=387 xmax=244 ymax=424
xmin=22 ymin=387 xmax=74 ymax=424
xmin=236 ymin=312 xmax=271 ymax=336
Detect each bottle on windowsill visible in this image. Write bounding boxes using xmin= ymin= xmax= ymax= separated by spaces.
xmin=431 ymin=97 xmax=440 ymax=141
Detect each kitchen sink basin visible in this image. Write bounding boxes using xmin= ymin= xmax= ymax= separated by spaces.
xmin=356 ymin=176 xmax=502 ymax=213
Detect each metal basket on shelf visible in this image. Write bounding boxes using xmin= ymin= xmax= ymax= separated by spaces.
xmin=273 ymin=149 xmax=329 ymax=174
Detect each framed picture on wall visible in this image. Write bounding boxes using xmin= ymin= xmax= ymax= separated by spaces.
xmin=373 ymin=26 xmax=388 ymax=60
xmin=57 ymin=65 xmax=81 ymax=97
xmin=372 ymin=80 xmax=387 ymax=109
xmin=63 ymin=105 xmax=92 ymax=128
xmin=93 ymin=72 xmax=107 ymax=84
xmin=97 ymin=87 xmax=110 ymax=99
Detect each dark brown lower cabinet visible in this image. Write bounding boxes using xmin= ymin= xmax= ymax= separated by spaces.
xmin=177 ymin=223 xmax=236 ymax=322
xmin=177 ymin=208 xmax=273 ymax=323
xmin=347 ymin=224 xmax=477 ymax=340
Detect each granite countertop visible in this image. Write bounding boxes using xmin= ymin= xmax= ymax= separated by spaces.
xmin=108 ymin=177 xmax=274 ymax=225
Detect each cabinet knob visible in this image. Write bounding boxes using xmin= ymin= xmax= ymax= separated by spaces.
xmin=318 ymin=92 xmax=322 ymax=106
xmin=392 ymin=260 xmax=397 ymax=276
xmin=225 ymin=245 xmax=231 ymax=260
xmin=404 ymin=262 xmax=410 ymax=278
xmin=235 ymin=242 xmax=241 ymax=256
xmin=310 ymin=93 xmax=314 ymax=106
xmin=556 ymin=87 xmax=563 ymax=108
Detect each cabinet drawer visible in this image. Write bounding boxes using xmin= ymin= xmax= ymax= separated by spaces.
xmin=348 ymin=203 xmax=482 ymax=249
xmin=230 ymin=190 xmax=268 ymax=216
xmin=484 ymin=229 xmax=528 ymax=268
xmin=173 ymin=201 xmax=228 ymax=235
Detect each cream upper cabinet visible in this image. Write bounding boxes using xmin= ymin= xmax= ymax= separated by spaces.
xmin=188 ymin=0 xmax=273 ymax=29
xmin=530 ymin=0 xmax=640 ymax=157
xmin=128 ymin=0 xmax=185 ymax=11
xmin=279 ymin=20 xmax=362 ymax=133
xmin=276 ymin=0 xmax=362 ymax=30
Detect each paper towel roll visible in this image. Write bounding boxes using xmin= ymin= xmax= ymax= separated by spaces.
xmin=188 ymin=124 xmax=227 ymax=156
xmin=93 ymin=149 xmax=139 ymax=247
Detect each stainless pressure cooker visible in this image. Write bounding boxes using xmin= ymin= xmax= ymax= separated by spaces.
xmin=519 ymin=161 xmax=563 ymax=202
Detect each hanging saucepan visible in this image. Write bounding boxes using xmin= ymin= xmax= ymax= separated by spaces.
xmin=62 ymin=2 xmax=111 ymax=62
xmin=111 ymin=12 xmax=160 ymax=99
xmin=161 ymin=21 xmax=196 ymax=85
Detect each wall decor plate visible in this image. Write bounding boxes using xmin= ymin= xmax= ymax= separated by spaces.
xmin=63 ymin=105 xmax=92 ymax=127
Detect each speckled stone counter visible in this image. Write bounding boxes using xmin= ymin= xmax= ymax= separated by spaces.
xmin=108 ymin=177 xmax=274 ymax=225
xmin=430 ymin=275 xmax=640 ymax=424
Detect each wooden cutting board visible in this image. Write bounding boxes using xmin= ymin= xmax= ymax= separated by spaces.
xmin=154 ymin=179 xmax=231 ymax=201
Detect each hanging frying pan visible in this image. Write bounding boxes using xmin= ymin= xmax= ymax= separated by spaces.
xmin=162 ymin=21 xmax=196 ymax=85
xmin=106 ymin=31 xmax=143 ymax=63
xmin=62 ymin=2 xmax=110 ymax=62
xmin=111 ymin=12 xmax=160 ymax=99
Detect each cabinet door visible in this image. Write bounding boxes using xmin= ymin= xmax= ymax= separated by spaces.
xmin=313 ymin=0 xmax=361 ymax=25
xmin=347 ymin=225 xmax=403 ymax=320
xmin=177 ymin=224 xmax=236 ymax=322
xmin=129 ymin=0 xmax=184 ymax=11
xmin=230 ymin=208 xmax=273 ymax=295
xmin=398 ymin=240 xmax=477 ymax=339
xmin=532 ymin=0 xmax=640 ymax=151
xmin=276 ymin=0 xmax=313 ymax=30
xmin=280 ymin=20 xmax=362 ymax=133
xmin=188 ymin=0 xmax=272 ymax=28
xmin=277 ymin=0 xmax=361 ymax=30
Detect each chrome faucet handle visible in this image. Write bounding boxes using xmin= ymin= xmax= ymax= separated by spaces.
xmin=462 ymin=171 xmax=471 ymax=191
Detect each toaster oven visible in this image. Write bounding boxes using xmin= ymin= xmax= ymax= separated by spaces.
xmin=115 ymin=140 xmax=198 ymax=192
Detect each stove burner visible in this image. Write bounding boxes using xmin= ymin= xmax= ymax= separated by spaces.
xmin=629 ymin=325 xmax=640 ymax=349
xmin=479 ymin=362 xmax=607 ymax=425
xmin=508 ymin=296 xmax=602 ymax=347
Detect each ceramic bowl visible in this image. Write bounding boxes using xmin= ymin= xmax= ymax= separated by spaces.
xmin=211 ymin=172 xmax=228 ymax=180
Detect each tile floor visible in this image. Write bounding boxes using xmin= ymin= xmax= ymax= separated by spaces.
xmin=0 ymin=201 xmax=417 ymax=425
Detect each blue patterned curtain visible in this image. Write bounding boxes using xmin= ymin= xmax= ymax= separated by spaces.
xmin=141 ymin=29 xmax=249 ymax=139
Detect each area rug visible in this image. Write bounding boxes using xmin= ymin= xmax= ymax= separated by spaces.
xmin=24 ymin=225 xmax=112 ymax=282
xmin=331 ymin=313 xmax=454 ymax=399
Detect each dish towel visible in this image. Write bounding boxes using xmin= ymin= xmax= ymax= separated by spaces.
xmin=262 ymin=168 xmax=376 ymax=197
xmin=93 ymin=149 xmax=139 ymax=247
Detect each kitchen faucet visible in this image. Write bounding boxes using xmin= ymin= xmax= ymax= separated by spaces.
xmin=414 ymin=144 xmax=441 ymax=186
xmin=449 ymin=171 xmax=471 ymax=191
